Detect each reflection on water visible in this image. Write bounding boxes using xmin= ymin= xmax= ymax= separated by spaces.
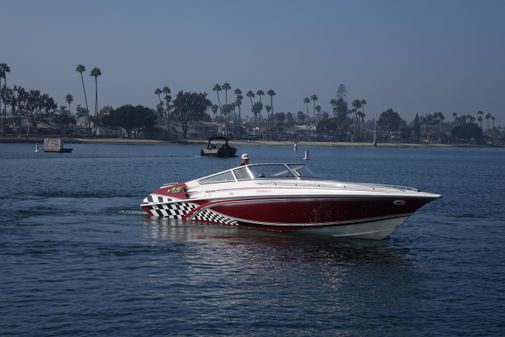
xmin=141 ymin=217 xmax=424 ymax=334
xmin=142 ymin=217 xmax=411 ymax=265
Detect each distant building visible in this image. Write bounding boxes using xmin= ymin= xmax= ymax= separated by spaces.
xmin=187 ymin=121 xmax=221 ymax=139
xmin=35 ymin=121 xmax=62 ymax=135
xmin=361 ymin=128 xmax=375 ymax=142
xmin=95 ymin=126 xmax=123 ymax=137
xmin=293 ymin=124 xmax=315 ymax=140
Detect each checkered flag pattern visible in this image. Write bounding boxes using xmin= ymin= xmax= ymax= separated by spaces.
xmin=193 ymin=209 xmax=239 ymax=226
xmin=142 ymin=194 xmax=238 ymax=224
xmin=149 ymin=201 xmax=198 ymax=219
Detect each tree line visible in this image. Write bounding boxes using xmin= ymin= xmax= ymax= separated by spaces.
xmin=1 ymin=61 xmax=503 ymax=144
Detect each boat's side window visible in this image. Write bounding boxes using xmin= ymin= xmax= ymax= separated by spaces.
xmin=233 ymin=167 xmax=252 ymax=180
xmin=199 ymin=171 xmax=235 ymax=184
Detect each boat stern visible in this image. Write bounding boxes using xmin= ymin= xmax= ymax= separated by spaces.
xmin=140 ymin=183 xmax=190 ymax=216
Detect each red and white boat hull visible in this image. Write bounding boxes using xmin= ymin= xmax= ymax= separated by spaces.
xmin=141 ymin=163 xmax=441 ymax=239
xmin=141 ymin=194 xmax=435 ymax=239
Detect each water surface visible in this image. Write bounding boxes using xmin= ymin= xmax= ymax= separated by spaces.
xmin=1 ymin=143 xmax=504 ymax=336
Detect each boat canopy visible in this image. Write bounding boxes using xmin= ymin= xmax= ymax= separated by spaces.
xmin=198 ymin=163 xmax=316 ymax=184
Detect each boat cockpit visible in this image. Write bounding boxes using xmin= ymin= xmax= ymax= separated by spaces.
xmin=197 ymin=163 xmax=317 ymax=185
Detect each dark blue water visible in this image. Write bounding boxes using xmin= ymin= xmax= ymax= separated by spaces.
xmin=1 ymin=143 xmax=504 ymax=336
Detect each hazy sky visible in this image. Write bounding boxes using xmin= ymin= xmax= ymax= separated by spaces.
xmin=1 ymin=0 xmax=504 ymax=123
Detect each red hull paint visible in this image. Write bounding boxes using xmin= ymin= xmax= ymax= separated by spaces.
xmin=141 ymin=206 xmax=154 ymax=216
xmin=202 ymin=197 xmax=431 ymax=225
xmin=153 ymin=183 xmax=188 ymax=199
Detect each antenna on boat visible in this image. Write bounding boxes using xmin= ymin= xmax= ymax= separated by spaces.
xmin=303 ymin=150 xmax=310 ymax=160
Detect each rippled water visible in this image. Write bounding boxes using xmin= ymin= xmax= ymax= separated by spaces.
xmin=1 ymin=143 xmax=504 ymax=336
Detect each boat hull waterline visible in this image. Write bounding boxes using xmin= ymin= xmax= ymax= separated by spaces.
xmin=141 ymin=195 xmax=431 ymax=239
xmin=140 ymin=164 xmax=440 ymax=239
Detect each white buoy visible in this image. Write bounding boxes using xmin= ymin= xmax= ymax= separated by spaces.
xmin=303 ymin=150 xmax=310 ymax=160
xmin=293 ymin=143 xmax=298 ymax=152
xmin=35 ymin=144 xmax=39 ymax=153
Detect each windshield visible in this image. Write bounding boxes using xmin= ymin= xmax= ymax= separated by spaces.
xmin=247 ymin=164 xmax=295 ymax=179
xmin=199 ymin=163 xmax=316 ymax=184
xmin=199 ymin=171 xmax=235 ymax=184
xmin=288 ymin=164 xmax=317 ymax=178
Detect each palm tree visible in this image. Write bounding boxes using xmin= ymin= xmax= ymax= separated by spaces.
xmin=155 ymin=88 xmax=162 ymax=103
xmin=65 ymin=94 xmax=74 ymax=113
xmin=89 ymin=67 xmax=102 ymax=117
xmin=252 ymin=101 xmax=263 ymax=130
xmin=162 ymin=86 xmax=172 ymax=137
xmin=477 ymin=116 xmax=483 ymax=129
xmin=0 ymin=63 xmax=9 ymax=83
xmin=162 ymin=86 xmax=171 ymax=112
xmin=360 ymin=99 xmax=367 ymax=122
xmin=310 ymin=94 xmax=318 ymax=122
xmin=267 ymin=89 xmax=276 ymax=113
xmin=303 ymin=97 xmax=310 ymax=120
xmin=222 ymin=82 xmax=231 ymax=105
xmin=315 ymin=105 xmax=322 ymax=135
xmin=0 ymin=63 xmax=11 ymax=135
xmin=221 ymin=83 xmax=232 ymax=130
xmin=235 ymin=96 xmax=243 ymax=129
xmin=356 ymin=111 xmax=364 ymax=133
xmin=234 ymin=89 xmax=242 ymax=126
xmin=246 ymin=90 xmax=255 ymax=120
xmin=256 ymin=90 xmax=264 ymax=103
xmin=0 ymin=67 xmax=3 ymax=115
xmin=485 ymin=112 xmax=492 ymax=130
xmin=0 ymin=63 xmax=11 ymax=117
xmin=254 ymin=90 xmax=264 ymax=129
xmin=75 ymin=64 xmax=89 ymax=114
xmin=162 ymin=86 xmax=171 ymax=106
xmin=352 ymin=99 xmax=362 ymax=134
xmin=267 ymin=89 xmax=276 ymax=134
xmin=154 ymin=88 xmax=164 ymax=118
xmin=477 ymin=110 xmax=484 ymax=128
xmin=212 ymin=84 xmax=222 ymax=112
xmin=491 ymin=116 xmax=496 ymax=128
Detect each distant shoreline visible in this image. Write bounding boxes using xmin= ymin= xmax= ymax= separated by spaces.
xmin=0 ymin=136 xmax=502 ymax=148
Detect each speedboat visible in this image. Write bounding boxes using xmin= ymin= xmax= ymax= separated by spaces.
xmin=140 ymin=163 xmax=441 ymax=239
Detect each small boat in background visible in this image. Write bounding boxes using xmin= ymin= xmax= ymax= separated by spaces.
xmin=200 ymin=136 xmax=237 ymax=158
xmin=43 ymin=138 xmax=73 ymax=153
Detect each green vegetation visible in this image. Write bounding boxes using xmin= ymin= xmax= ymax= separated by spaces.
xmin=103 ymin=105 xmax=156 ymax=137
xmin=0 ymin=85 xmax=57 ymax=136
xmin=0 ymin=61 xmax=504 ymax=145
xmin=172 ymin=91 xmax=212 ymax=138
